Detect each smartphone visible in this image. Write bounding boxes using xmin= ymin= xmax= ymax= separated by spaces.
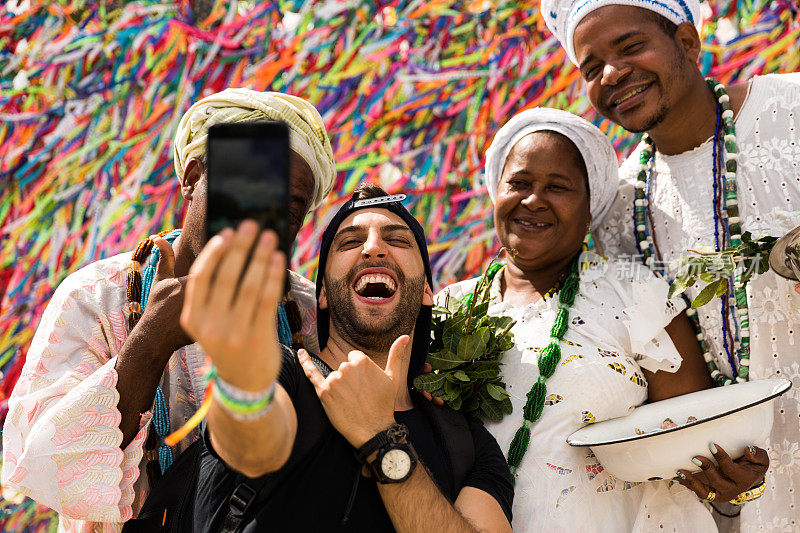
xmin=205 ymin=121 xmax=291 ymax=258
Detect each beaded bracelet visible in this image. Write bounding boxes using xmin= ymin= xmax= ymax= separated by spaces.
xmin=211 ymin=371 xmax=276 ymax=421
xmin=729 ymin=480 xmax=766 ymax=505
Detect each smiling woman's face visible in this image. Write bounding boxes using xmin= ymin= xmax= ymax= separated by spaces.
xmin=493 ymin=131 xmax=591 ymax=271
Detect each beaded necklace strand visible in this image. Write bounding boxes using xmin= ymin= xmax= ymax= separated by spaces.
xmin=506 ymin=255 xmax=580 ymax=479
xmin=127 ymin=230 xmax=295 ymax=473
xmin=460 ymin=260 xmax=505 ymax=309
xmin=709 ymin=106 xmax=737 ymax=370
xmin=632 ymin=78 xmax=748 ymax=385
xmin=710 ymin=99 xmax=742 ymax=377
xmin=127 ymin=229 xmax=180 ymax=475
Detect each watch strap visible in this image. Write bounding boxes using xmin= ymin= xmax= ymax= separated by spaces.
xmin=355 ymin=427 xmax=393 ymax=464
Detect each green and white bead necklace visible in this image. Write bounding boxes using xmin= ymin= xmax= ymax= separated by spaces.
xmin=507 ymin=255 xmax=580 ymax=478
xmin=633 ymin=78 xmax=749 ymax=386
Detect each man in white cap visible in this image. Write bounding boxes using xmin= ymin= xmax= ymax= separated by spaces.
xmin=1 ymin=88 xmax=337 ymax=532
xmin=541 ymin=0 xmax=800 ymax=530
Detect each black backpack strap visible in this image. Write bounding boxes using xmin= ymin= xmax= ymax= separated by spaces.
xmin=123 ymin=438 xmax=203 ymax=533
xmin=219 ymin=480 xmax=263 ymax=533
xmin=309 ymin=353 xmax=333 ymax=377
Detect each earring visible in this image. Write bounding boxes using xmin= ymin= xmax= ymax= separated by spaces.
xmin=582 ymin=221 xmax=593 ymax=251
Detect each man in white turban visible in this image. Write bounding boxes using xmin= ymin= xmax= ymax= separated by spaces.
xmin=541 ymin=1 xmax=798 ymax=531
xmin=2 ymin=89 xmax=336 ymax=532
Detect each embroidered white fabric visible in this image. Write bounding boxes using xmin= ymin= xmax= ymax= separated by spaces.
xmin=1 ymin=250 xmax=318 ymax=532
xmin=437 ymin=252 xmax=717 ymax=532
xmin=595 ymin=73 xmax=800 ymax=533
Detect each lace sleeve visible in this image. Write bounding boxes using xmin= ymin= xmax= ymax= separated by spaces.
xmin=612 ymin=261 xmax=687 ymax=373
xmin=1 ymin=265 xmax=151 ymax=523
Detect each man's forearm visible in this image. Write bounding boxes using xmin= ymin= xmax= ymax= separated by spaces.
xmin=114 ymin=326 xmax=176 ymax=448
xmin=378 ymin=466 xmax=478 ymax=533
xmin=207 ymin=385 xmax=297 ymax=478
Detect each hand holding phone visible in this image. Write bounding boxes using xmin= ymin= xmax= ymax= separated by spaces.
xmin=182 ymin=223 xmax=286 ymax=391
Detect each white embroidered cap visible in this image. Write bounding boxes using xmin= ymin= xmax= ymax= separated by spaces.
xmin=540 ymin=0 xmax=702 ymax=65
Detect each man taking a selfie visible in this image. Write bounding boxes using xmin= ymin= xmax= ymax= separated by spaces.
xmin=182 ymin=184 xmax=514 ymax=531
xmin=2 ymin=89 xmax=336 ymax=532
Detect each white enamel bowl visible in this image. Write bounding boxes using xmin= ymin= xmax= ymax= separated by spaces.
xmin=567 ymin=378 xmax=791 ymax=482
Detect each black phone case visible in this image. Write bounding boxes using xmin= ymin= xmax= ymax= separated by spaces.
xmin=205 ymin=121 xmax=291 ymax=259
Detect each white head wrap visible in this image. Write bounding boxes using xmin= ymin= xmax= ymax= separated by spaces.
xmin=540 ymin=0 xmax=701 ymax=65
xmin=173 ymin=88 xmax=336 ymax=211
xmin=484 ymin=107 xmax=618 ymax=226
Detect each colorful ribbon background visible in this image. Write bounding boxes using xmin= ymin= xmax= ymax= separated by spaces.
xmin=1 ymin=0 xmax=798 ymax=529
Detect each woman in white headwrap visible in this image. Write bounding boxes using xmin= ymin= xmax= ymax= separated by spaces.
xmin=436 ymin=108 xmax=732 ymax=531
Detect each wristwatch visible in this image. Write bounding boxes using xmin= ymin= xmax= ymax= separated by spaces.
xmin=355 ymin=423 xmax=418 ymax=483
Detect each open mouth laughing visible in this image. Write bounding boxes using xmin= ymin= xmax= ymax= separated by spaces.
xmin=353 ymin=269 xmax=398 ymax=302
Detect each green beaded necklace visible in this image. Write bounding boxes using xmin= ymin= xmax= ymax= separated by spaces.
xmin=633 ymin=78 xmax=748 ymax=386
xmin=507 ymin=255 xmax=581 ymax=478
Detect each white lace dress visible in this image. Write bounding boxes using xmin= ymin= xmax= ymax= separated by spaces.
xmin=437 ymin=252 xmax=717 ymax=532
xmin=1 ymin=246 xmax=318 ymax=532
xmin=596 ymin=73 xmax=800 ymax=533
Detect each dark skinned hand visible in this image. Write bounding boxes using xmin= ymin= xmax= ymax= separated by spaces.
xmin=674 ymin=443 xmax=768 ymax=502
xmin=135 ymin=237 xmax=193 ymax=356
xmin=418 ymin=362 xmax=445 ymax=406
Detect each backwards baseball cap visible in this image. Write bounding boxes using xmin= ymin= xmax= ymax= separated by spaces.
xmin=316 ymin=192 xmax=433 ymax=384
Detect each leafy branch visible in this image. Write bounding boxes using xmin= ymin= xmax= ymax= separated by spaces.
xmin=668 ymin=232 xmax=778 ymax=308
xmin=414 ymin=264 xmax=515 ymax=423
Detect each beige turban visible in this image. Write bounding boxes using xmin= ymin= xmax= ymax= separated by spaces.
xmin=173 ymin=88 xmax=336 ymax=211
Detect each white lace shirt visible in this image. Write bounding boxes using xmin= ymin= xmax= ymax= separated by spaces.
xmin=437 ymin=252 xmax=717 ymax=532
xmin=596 ymin=73 xmax=800 ymax=533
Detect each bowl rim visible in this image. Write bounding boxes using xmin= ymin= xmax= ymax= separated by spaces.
xmin=567 ymin=377 xmax=791 ymax=447
xmin=769 ymin=224 xmax=800 ymax=279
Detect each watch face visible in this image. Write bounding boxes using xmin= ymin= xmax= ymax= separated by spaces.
xmin=381 ymin=448 xmax=412 ymax=481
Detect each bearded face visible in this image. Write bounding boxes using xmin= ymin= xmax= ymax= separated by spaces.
xmin=320 ymin=209 xmax=431 ymax=354
xmin=573 ymin=6 xmax=697 ymax=134
xmin=324 ymin=259 xmax=425 ymax=353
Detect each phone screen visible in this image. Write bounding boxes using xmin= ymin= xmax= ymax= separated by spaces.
xmin=205 ymin=121 xmax=290 ymax=257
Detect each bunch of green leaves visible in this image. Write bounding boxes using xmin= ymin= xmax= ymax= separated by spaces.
xmin=414 ymin=270 xmax=515 ymax=423
xmin=668 ymin=232 xmax=778 ymax=308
